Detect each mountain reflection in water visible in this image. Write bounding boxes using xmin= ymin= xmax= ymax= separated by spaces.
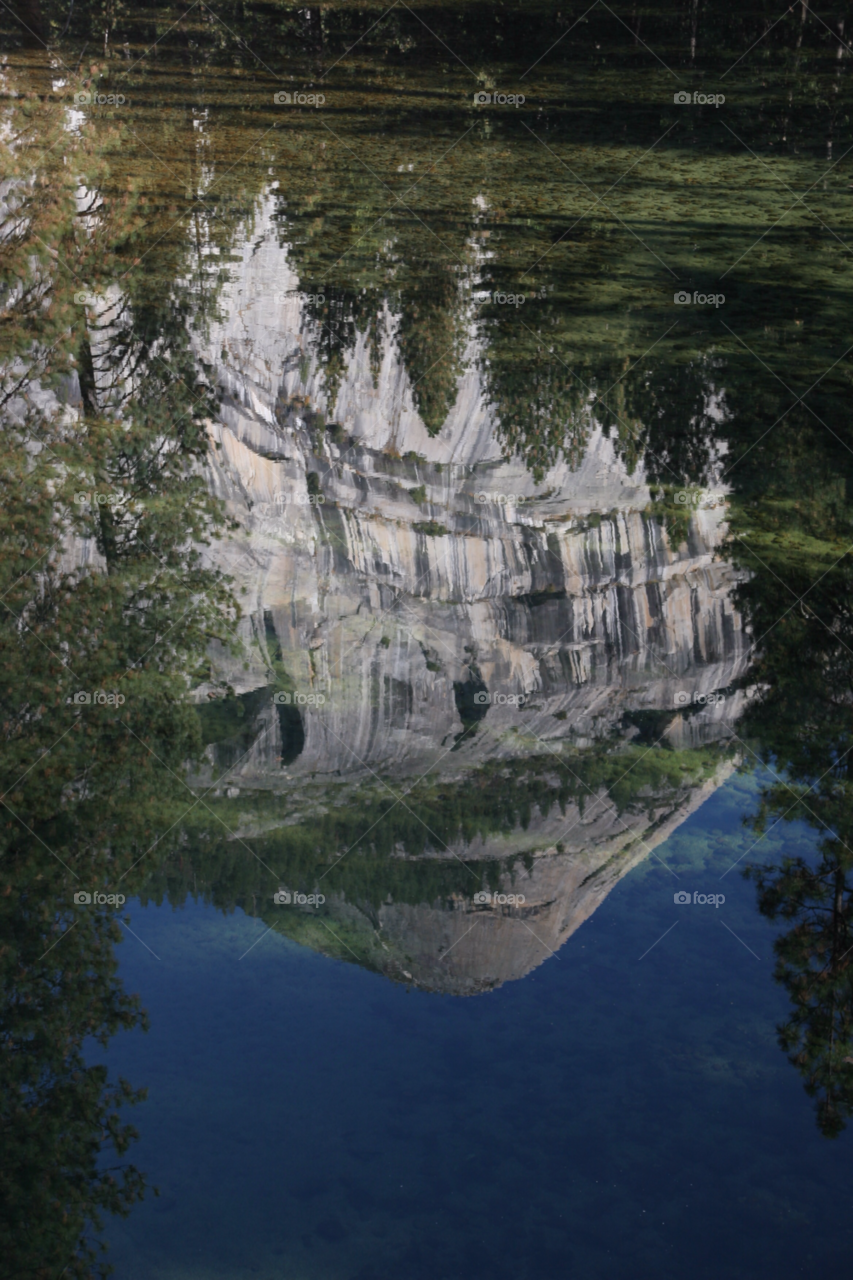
xmin=2 ymin=2 xmax=853 ymax=1277
xmin=172 ymin=204 xmax=748 ymax=995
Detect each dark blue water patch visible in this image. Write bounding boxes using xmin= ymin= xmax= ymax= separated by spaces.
xmin=92 ymin=770 xmax=852 ymax=1279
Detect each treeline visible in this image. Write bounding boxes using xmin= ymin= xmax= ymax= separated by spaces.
xmin=5 ymin=1 xmax=852 ymax=71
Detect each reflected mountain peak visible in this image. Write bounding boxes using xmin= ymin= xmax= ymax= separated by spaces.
xmin=272 ymin=756 xmax=738 ymax=997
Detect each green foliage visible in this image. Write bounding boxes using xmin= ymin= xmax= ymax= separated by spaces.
xmin=413 ymin=520 xmax=449 ymax=537
xmin=746 ymin=854 xmax=853 ymax=1139
xmin=0 ymin=83 xmax=237 ymax=1277
xmin=731 ymin=401 xmax=853 ymax=1136
xmin=0 ymin=904 xmax=150 ymax=1280
xmin=150 ymin=737 xmax=725 ymax=909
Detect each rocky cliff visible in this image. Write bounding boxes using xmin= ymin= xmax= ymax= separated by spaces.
xmin=191 ymin=195 xmax=750 ymax=790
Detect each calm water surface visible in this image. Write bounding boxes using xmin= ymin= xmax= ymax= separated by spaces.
xmin=97 ymin=774 xmax=851 ymax=1279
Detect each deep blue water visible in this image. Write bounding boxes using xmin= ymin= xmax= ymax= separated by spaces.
xmin=93 ymin=771 xmax=852 ymax=1279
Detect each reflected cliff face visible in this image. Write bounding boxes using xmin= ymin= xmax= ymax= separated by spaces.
xmin=162 ymin=748 xmax=736 ymax=996
xmin=170 ymin=200 xmax=749 ymax=996
xmin=79 ymin=23 xmax=832 ymax=1000
xmin=195 ymin=196 xmax=748 ymax=772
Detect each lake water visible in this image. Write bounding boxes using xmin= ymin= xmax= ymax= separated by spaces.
xmin=95 ymin=772 xmax=851 ymax=1279
xmin=2 ymin=4 xmax=853 ymax=1278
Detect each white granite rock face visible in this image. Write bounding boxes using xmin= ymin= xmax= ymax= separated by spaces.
xmin=192 ymin=197 xmax=750 ymax=787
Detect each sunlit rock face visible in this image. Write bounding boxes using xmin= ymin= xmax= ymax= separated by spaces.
xmin=193 ymin=196 xmax=750 ymax=787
